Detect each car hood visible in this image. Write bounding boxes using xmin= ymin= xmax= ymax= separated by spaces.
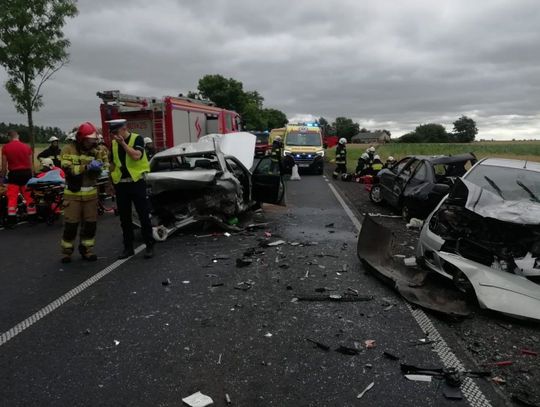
xmin=461 ymin=179 xmax=540 ymax=225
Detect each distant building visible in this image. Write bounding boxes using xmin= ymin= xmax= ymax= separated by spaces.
xmin=351 ymin=131 xmax=391 ymax=144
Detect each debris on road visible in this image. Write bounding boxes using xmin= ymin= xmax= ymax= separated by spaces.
xmin=364 ymin=339 xmax=376 ymax=349
xmin=404 ymin=374 xmax=432 ymax=382
xmin=492 ymin=376 xmax=506 ymax=385
xmin=267 ymin=240 xmax=286 ymax=247
xmin=325 ymin=223 xmax=334 ymax=228
xmin=296 ymin=294 xmax=373 ymax=302
xmin=403 ymin=257 xmax=417 ymax=267
xmin=383 ymin=351 xmax=400 ymax=360
xmin=113 ymin=340 xmax=120 ymax=346
xmin=406 ymin=218 xmax=423 ymax=229
xmin=182 ymin=280 xmax=190 ymax=284
xmin=335 ymin=345 xmax=360 ymax=356
xmin=225 ymin=393 xmax=231 ymax=405
xmin=442 ymin=385 xmax=463 ymax=400
xmin=264 ymin=332 xmax=273 ymax=338
xmin=182 ymin=391 xmax=214 ymax=407
xmin=357 ymin=382 xmax=375 ymax=399
xmin=217 ymin=353 xmax=222 ymax=365
xmin=235 ymin=280 xmax=255 ymax=291
xmin=368 ymin=213 xmax=402 ymax=218
xmin=521 ymin=349 xmax=538 ymax=356
xmin=236 ymin=257 xmax=253 ymax=268
xmin=306 ymin=338 xmax=330 ymax=351
xmin=162 ymin=278 xmax=171 ymax=286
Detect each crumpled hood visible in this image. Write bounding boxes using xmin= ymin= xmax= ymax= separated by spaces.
xmin=462 ymin=179 xmax=540 ymax=225
xmin=146 ymin=170 xmax=219 ymax=194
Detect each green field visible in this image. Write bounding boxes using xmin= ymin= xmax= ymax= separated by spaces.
xmin=326 ymin=141 xmax=540 ymax=172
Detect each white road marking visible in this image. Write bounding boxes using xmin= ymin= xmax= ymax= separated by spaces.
xmin=326 ymin=179 xmax=492 ymax=407
xmin=0 ymin=244 xmax=145 ymax=347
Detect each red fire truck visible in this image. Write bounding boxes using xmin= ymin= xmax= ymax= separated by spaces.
xmin=97 ymin=90 xmax=241 ymax=150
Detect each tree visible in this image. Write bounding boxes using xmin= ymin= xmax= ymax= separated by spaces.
xmin=0 ymin=0 xmax=78 ymax=158
xmin=264 ymin=108 xmax=288 ymax=130
xmin=332 ymin=117 xmax=360 ymax=141
xmin=197 ymin=74 xmax=247 ymax=113
xmin=453 ymin=115 xmax=478 ymax=143
xmin=414 ymin=123 xmax=449 ymax=143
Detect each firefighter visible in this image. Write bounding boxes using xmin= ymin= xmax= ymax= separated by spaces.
xmin=270 ymin=135 xmax=283 ymax=174
xmin=355 ymin=152 xmax=370 ymax=175
xmin=108 ymin=119 xmax=154 ymax=259
xmin=333 ymin=138 xmax=347 ymax=179
xmin=37 ymin=136 xmax=61 ymax=167
xmin=60 ymin=122 xmax=107 ymax=263
xmin=366 ymin=146 xmax=376 ymax=165
xmin=38 ymin=157 xmax=65 ymax=179
xmin=144 ymin=137 xmax=156 ymax=160
xmin=371 ymin=154 xmax=384 ymax=174
xmin=0 ymin=130 xmax=36 ymax=226
xmin=384 ymin=156 xmax=396 ymax=169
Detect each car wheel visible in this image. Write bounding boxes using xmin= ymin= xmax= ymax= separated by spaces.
xmin=369 ymin=185 xmax=384 ymax=204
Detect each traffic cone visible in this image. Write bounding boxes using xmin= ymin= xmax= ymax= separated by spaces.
xmin=290 ymin=164 xmax=301 ymax=181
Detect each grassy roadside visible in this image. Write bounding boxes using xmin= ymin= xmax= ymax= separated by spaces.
xmin=325 ymin=142 xmax=540 ymax=172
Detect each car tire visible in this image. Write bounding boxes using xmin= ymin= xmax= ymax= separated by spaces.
xmin=369 ymin=184 xmax=384 ymax=205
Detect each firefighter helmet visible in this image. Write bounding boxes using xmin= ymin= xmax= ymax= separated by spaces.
xmin=368 ymin=146 xmax=376 ymax=153
xmin=48 ymin=136 xmax=59 ymax=143
xmin=388 ymin=156 xmax=395 ymax=162
xmin=361 ymin=153 xmax=369 ymax=160
xmin=40 ymin=158 xmax=54 ymax=169
xmin=339 ymin=138 xmax=347 ymax=144
xmin=143 ymin=137 xmax=153 ymax=145
xmin=374 ymin=154 xmax=381 ymax=160
xmin=274 ymin=135 xmax=282 ymax=141
xmin=76 ymin=122 xmax=97 ymax=144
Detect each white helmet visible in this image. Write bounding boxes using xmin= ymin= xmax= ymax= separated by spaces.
xmin=143 ymin=137 xmax=153 ymax=145
xmin=388 ymin=156 xmax=395 ymax=162
xmin=339 ymin=138 xmax=347 ymax=144
xmin=48 ymin=136 xmax=59 ymax=142
xmin=361 ymin=153 xmax=369 ymax=160
xmin=40 ymin=158 xmax=54 ymax=169
xmin=274 ymin=135 xmax=282 ymax=141
xmin=66 ymin=131 xmax=76 ymax=141
xmin=374 ymin=154 xmax=381 ymax=160
xmin=368 ymin=146 xmax=376 ymax=153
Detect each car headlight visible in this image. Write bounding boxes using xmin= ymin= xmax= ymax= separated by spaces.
xmin=316 ymin=150 xmax=324 ymax=157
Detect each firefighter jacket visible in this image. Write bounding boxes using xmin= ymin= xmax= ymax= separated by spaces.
xmin=336 ymin=144 xmax=347 ymax=164
xmin=371 ymin=159 xmax=383 ymax=172
xmin=270 ymin=140 xmax=283 ymax=163
xmin=60 ymin=143 xmax=108 ymax=201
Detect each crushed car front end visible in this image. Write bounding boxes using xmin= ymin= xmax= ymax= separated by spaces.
xmin=417 ymin=158 xmax=540 ymax=320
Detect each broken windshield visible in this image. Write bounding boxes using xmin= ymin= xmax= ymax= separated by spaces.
xmin=465 ymin=164 xmax=540 ymax=202
xmin=285 ymin=132 xmax=321 ymax=146
xmin=151 ymin=153 xmax=221 ymax=172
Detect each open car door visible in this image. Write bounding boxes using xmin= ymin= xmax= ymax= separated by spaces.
xmin=252 ymin=157 xmax=285 ymax=205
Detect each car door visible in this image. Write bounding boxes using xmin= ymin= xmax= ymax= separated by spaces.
xmin=380 ymin=157 xmax=412 ymax=206
xmin=388 ymin=159 xmax=421 ymax=207
xmin=251 ymin=156 xmax=285 ymax=204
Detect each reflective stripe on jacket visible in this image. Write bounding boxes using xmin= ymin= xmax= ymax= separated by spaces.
xmin=111 ymin=133 xmax=150 ymax=184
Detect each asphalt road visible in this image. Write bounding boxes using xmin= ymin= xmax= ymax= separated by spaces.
xmin=0 ymin=174 xmax=504 ymax=406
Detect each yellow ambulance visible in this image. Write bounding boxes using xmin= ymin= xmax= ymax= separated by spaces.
xmin=282 ymin=123 xmax=324 ymax=174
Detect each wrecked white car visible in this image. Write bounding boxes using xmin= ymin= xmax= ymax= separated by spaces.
xmin=417 ymin=158 xmax=540 ymax=321
xmin=144 ymin=132 xmax=284 ymax=240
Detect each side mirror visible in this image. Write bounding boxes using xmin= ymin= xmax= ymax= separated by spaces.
xmin=432 ymin=183 xmax=450 ymax=194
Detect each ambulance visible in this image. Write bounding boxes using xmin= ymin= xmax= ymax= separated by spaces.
xmin=282 ymin=123 xmax=324 ymax=174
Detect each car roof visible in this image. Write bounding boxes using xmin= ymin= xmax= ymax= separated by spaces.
xmin=402 ymin=153 xmax=476 ymax=165
xmin=477 ymin=157 xmax=540 ymax=172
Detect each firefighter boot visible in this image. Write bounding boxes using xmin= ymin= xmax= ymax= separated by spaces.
xmin=61 ymin=222 xmax=78 ymax=263
xmin=79 ymin=244 xmax=97 ymax=261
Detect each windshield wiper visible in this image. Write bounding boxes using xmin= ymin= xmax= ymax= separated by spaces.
xmin=516 ymin=180 xmax=540 ymax=203
xmin=483 ymin=176 xmax=505 ymax=199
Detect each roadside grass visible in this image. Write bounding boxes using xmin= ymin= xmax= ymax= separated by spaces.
xmin=326 ymin=142 xmax=540 ymax=172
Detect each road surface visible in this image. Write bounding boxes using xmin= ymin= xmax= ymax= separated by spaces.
xmin=0 ymin=174 xmax=503 ymax=406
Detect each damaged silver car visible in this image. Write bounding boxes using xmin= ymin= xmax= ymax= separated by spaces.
xmin=417 ymin=158 xmax=540 ymax=321
xmin=143 ymin=132 xmax=284 ymax=240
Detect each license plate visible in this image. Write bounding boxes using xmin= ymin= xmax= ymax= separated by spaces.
xmin=298 ymin=163 xmax=310 ymax=168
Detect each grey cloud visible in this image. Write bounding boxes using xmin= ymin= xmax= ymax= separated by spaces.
xmin=0 ymin=0 xmax=539 ymax=139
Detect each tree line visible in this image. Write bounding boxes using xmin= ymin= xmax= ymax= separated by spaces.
xmin=399 ymin=116 xmax=478 ymax=143
xmin=187 ymin=74 xmax=289 ymax=131
xmin=0 ymin=122 xmax=64 ymax=144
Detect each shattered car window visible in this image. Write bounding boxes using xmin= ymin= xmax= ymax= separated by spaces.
xmin=465 ymin=165 xmax=540 ymax=202
xmin=412 ymin=162 xmax=428 ymax=181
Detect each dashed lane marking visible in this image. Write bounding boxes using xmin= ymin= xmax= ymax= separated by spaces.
xmin=326 ymin=178 xmax=492 ymax=407
xmin=0 ymin=244 xmax=145 ymax=347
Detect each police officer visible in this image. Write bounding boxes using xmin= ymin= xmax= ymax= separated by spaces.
xmin=107 ymin=119 xmax=154 ymax=259
xmin=60 ymin=122 xmax=107 ymax=262
xmin=270 ymin=135 xmax=283 ymax=174
xmin=333 ymin=138 xmax=347 ymax=179
xmin=37 ymin=136 xmax=62 ymax=167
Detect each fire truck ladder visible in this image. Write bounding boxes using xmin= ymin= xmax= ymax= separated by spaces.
xmin=152 ymin=109 xmax=166 ymax=150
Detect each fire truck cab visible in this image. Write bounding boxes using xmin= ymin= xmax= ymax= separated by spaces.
xmin=97 ymin=90 xmax=241 ymax=151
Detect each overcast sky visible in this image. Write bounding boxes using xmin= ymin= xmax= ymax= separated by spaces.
xmin=1 ymin=0 xmax=540 ymax=139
